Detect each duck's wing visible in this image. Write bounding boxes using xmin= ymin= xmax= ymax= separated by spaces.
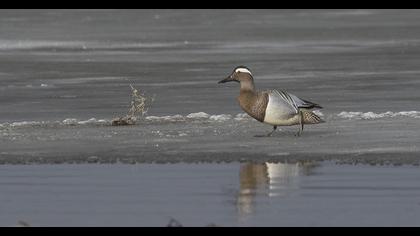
xmin=266 ymin=90 xmax=299 ymax=114
xmin=273 ymin=90 xmax=322 ymax=110
xmin=289 ymin=93 xmax=323 ymax=109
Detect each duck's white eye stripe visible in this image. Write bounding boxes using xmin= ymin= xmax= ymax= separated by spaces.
xmin=235 ymin=68 xmax=252 ymax=75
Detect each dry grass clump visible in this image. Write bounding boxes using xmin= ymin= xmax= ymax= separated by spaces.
xmin=112 ymin=84 xmax=154 ymax=126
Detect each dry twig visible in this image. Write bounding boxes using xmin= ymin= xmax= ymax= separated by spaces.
xmin=111 ymin=84 xmax=154 ymax=126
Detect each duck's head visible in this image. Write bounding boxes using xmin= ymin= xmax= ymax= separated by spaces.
xmin=218 ymin=66 xmax=253 ymax=84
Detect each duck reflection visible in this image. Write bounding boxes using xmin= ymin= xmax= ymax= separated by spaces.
xmin=236 ymin=161 xmax=318 ymax=217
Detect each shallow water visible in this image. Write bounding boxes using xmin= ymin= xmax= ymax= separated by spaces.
xmin=1 ymin=162 xmax=420 ymax=227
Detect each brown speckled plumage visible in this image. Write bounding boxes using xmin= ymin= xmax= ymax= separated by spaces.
xmin=302 ymin=109 xmax=324 ymax=124
xmin=238 ymin=90 xmax=268 ymax=122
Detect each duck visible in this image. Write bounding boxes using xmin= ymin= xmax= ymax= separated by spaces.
xmin=218 ymin=66 xmax=324 ymax=136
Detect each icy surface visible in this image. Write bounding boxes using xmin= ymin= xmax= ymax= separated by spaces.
xmin=186 ymin=112 xmax=210 ymax=119
xmin=0 ymin=9 xmax=419 ymax=164
xmin=338 ymin=111 xmax=420 ymax=120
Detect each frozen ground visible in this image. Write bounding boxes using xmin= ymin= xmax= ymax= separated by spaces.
xmin=0 ymin=9 xmax=419 ymax=164
xmin=0 ymin=113 xmax=419 ymax=165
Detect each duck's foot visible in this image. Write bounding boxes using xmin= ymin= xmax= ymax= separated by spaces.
xmin=295 ymin=128 xmax=303 ymax=137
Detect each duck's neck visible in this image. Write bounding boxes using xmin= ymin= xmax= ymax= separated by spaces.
xmin=238 ymin=78 xmax=256 ymax=112
xmin=239 ymin=79 xmax=256 ymax=93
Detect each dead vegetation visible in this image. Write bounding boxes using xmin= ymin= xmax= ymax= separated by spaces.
xmin=111 ymin=84 xmax=154 ymax=126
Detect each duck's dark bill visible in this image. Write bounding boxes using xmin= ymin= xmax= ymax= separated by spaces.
xmin=218 ymin=77 xmax=236 ymax=84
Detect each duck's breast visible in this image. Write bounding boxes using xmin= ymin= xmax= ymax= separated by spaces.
xmin=238 ymin=91 xmax=268 ymax=122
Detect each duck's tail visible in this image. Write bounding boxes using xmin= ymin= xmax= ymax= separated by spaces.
xmin=302 ymin=110 xmax=325 ymax=124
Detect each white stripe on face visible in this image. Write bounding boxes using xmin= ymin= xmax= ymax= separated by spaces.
xmin=235 ymin=68 xmax=252 ymax=75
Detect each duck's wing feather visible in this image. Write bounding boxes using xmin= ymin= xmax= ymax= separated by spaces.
xmin=272 ymin=90 xmax=322 ymax=110
xmin=267 ymin=90 xmax=299 ymax=114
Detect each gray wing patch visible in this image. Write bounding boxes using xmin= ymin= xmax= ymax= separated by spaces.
xmin=271 ymin=90 xmax=299 ymax=112
xmin=273 ymin=90 xmax=322 ymax=110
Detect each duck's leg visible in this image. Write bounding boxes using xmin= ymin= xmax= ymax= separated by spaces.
xmin=268 ymin=125 xmax=277 ymax=136
xmin=255 ymin=125 xmax=277 ymax=137
xmin=296 ymin=110 xmax=304 ymax=136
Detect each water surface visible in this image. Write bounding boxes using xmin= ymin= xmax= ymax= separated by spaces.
xmin=1 ymin=162 xmax=420 ymax=226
